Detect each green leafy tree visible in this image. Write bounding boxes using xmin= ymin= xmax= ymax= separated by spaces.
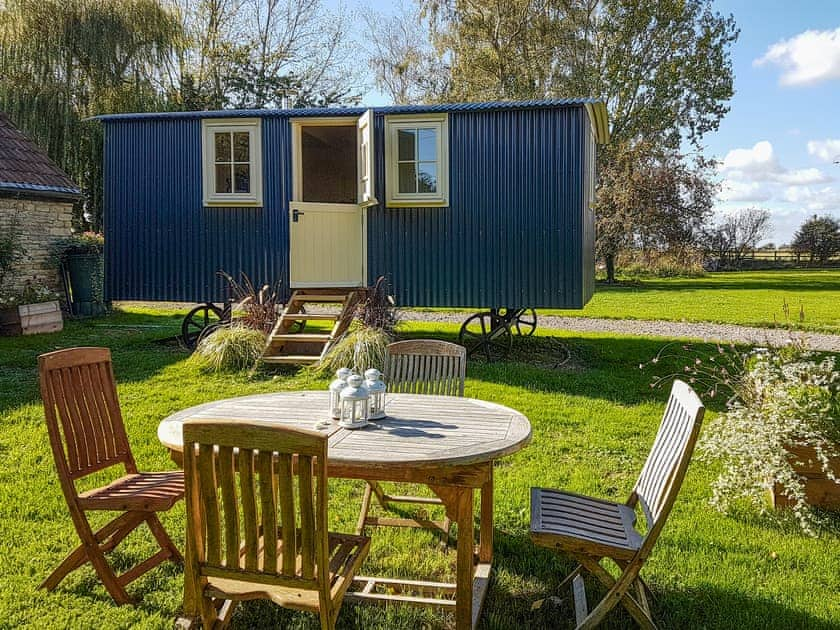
xmin=0 ymin=0 xmax=183 ymax=230
xmin=792 ymin=215 xmax=840 ymax=265
xmin=412 ymin=0 xmax=738 ymax=281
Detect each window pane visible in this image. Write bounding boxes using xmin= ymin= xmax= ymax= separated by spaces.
xmin=215 ymin=164 xmax=232 ymax=193
xmin=417 ymin=128 xmax=437 ymax=162
xmin=234 ymin=164 xmax=250 ymax=193
xmin=397 ymin=129 xmax=416 ymax=161
xmin=215 ymin=133 xmax=231 ymax=162
xmin=233 ymin=132 xmax=250 ymax=162
xmin=418 ymin=162 xmax=437 ymax=193
xmin=398 ymin=162 xmax=417 ymax=193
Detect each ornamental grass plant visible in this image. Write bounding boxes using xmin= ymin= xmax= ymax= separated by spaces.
xmin=190 ymin=324 xmax=266 ymax=373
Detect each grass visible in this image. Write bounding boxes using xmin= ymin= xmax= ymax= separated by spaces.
xmin=547 ymin=269 xmax=840 ymax=332
xmin=0 ymin=305 xmax=838 ymax=629
xmin=414 ymin=269 xmax=840 ymax=333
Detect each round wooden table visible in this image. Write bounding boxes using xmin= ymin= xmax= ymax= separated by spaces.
xmin=158 ymin=391 xmax=531 ymax=630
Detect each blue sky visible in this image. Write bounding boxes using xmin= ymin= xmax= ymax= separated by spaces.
xmin=337 ymin=0 xmax=840 ymax=243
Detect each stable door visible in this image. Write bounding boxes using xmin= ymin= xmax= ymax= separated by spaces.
xmin=289 ymin=113 xmax=376 ymax=288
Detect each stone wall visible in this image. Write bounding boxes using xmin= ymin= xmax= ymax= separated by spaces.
xmin=0 ymin=197 xmax=74 ymax=295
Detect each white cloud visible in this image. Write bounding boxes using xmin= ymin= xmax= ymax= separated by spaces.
xmin=782 ymin=185 xmax=840 ymax=212
xmin=754 ymin=27 xmax=840 ymax=86
xmin=718 ymin=179 xmax=772 ymax=202
xmin=774 ymin=168 xmax=833 ymax=185
xmin=807 ymin=138 xmax=840 ymax=163
xmin=721 ymin=141 xmax=780 ymax=174
xmin=715 ymin=140 xmax=840 ymax=242
xmin=719 ymin=141 xmax=832 ymax=186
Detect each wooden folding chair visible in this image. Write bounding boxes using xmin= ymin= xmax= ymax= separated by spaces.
xmin=530 ymin=380 xmax=705 ymax=629
xmin=357 ymin=339 xmax=467 ymax=540
xmin=182 ymin=419 xmax=370 ymax=629
xmin=38 ymin=347 xmax=184 ymax=605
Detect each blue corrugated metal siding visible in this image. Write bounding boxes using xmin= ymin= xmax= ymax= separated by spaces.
xmin=104 ymin=118 xmax=290 ymax=302
xmin=103 ymin=102 xmax=593 ymax=308
xmin=367 ymin=106 xmax=588 ymax=309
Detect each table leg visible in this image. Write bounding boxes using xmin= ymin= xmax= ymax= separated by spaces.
xmin=479 ymin=465 xmax=494 ymax=564
xmin=456 ymin=487 xmax=475 ymax=630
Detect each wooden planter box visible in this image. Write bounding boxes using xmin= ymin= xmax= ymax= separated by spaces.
xmin=0 ymin=300 xmax=63 ymax=336
xmin=770 ymin=444 xmax=840 ymax=510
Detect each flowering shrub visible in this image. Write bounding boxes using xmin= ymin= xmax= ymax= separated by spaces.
xmin=698 ymin=350 xmax=838 ymax=533
xmin=645 ymin=339 xmax=840 ymax=534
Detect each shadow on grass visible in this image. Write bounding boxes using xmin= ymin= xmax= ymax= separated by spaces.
xmin=484 ymin=530 xmax=837 ymax=630
xmin=397 ymin=327 xmax=730 ymax=414
xmin=0 ymin=308 xmax=190 ymax=415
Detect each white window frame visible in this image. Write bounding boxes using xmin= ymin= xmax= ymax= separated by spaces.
xmin=201 ymin=118 xmax=263 ymax=207
xmin=384 ymin=114 xmax=449 ymax=208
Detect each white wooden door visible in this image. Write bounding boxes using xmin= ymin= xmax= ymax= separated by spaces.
xmin=289 ymin=114 xmax=375 ymax=288
xmin=289 ymin=201 xmax=365 ymax=287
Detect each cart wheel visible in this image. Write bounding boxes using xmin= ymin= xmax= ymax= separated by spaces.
xmin=181 ymin=303 xmax=224 ymax=350
xmin=513 ymin=308 xmax=538 ymax=336
xmin=458 ymin=312 xmax=513 ymax=362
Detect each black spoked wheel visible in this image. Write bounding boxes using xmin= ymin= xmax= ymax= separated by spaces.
xmin=181 ymin=303 xmax=224 ymax=350
xmin=458 ymin=312 xmax=513 ymax=362
xmin=513 ymin=308 xmax=538 ymax=336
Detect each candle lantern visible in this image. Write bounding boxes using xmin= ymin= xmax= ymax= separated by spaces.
xmin=364 ymin=368 xmax=387 ymax=420
xmin=338 ymin=374 xmax=369 ymax=428
xmin=328 ymin=367 xmax=352 ymax=420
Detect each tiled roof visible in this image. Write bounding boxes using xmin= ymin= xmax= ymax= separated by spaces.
xmin=0 ymin=113 xmax=82 ymax=200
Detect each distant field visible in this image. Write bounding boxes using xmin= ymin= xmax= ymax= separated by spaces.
xmin=546 ymin=270 xmax=840 ymax=332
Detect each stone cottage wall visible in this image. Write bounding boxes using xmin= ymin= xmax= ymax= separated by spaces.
xmin=0 ymin=197 xmax=74 ymax=296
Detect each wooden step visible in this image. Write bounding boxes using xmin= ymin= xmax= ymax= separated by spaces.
xmin=262 ymin=355 xmax=321 ymax=365
xmin=289 ymin=294 xmax=351 ymax=303
xmin=279 ymin=312 xmax=339 ymax=322
xmin=270 ymin=333 xmax=332 ymax=343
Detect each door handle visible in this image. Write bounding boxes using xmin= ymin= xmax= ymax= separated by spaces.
xmin=292 ymin=208 xmax=304 ymax=222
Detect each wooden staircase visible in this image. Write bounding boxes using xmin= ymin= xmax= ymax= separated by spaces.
xmin=261 ymin=288 xmax=364 ymax=366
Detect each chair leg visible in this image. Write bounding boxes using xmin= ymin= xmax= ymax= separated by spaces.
xmin=356 ymin=482 xmax=374 ymax=535
xmin=557 ymin=564 xmax=584 ymax=592
xmin=40 ymin=511 xmax=144 ymax=594
xmin=576 ymin=555 xmax=656 ymax=630
xmin=319 ymin=606 xmax=335 ymax=630
xmin=87 ymin=543 xmax=135 ymax=605
xmin=146 ymin=514 xmax=183 ymax=563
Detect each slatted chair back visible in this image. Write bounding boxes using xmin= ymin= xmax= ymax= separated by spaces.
xmin=39 ymin=347 xmax=137 ymax=484
xmin=631 ymin=379 xmax=704 ymax=551
xmin=183 ymin=419 xmax=329 ymax=594
xmin=385 ymin=340 xmax=466 ymax=397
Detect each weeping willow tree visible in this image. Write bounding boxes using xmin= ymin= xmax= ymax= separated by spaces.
xmin=0 ymin=0 xmax=183 ymax=229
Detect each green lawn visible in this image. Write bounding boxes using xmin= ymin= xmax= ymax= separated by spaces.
xmin=1 ymin=306 xmax=838 ymax=629
xmin=546 ymin=269 xmax=840 ymax=332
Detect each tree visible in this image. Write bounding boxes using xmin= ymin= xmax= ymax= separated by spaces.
xmin=792 ymin=215 xmax=840 ymax=265
xmin=595 ymin=140 xmax=716 ymax=280
xmin=701 ymin=208 xmax=772 ymax=269
xmin=413 ymin=0 xmax=738 ymax=278
xmin=0 ymin=0 xmax=184 ymax=229
xmin=362 ymin=4 xmax=449 ymax=105
xmin=173 ymin=0 xmax=362 ymax=110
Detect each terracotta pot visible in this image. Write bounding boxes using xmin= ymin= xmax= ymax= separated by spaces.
xmin=770 ymin=444 xmax=840 ymax=510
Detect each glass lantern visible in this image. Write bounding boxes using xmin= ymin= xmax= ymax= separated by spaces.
xmin=328 ymin=367 xmax=352 ymax=420
xmin=364 ymin=368 xmax=387 ymax=420
xmin=338 ymin=374 xmax=370 ymax=428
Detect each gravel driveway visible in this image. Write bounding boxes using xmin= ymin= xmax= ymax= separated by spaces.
xmin=402 ymin=311 xmax=840 ymax=352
